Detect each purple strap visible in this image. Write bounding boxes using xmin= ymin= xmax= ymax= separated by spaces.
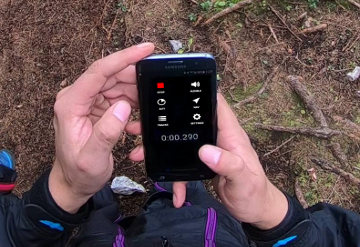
xmin=113 ymin=227 xmax=125 ymax=247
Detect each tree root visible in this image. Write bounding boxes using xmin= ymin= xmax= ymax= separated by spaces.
xmin=311 ymin=158 xmax=360 ymax=186
xmin=255 ymin=124 xmax=342 ymax=139
xmin=295 ymin=178 xmax=309 ymax=208
xmin=287 ymin=76 xmax=328 ymax=128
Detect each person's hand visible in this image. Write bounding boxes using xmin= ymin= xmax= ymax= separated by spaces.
xmin=172 ymin=94 xmax=288 ymax=230
xmin=49 ymin=43 xmax=154 ymax=213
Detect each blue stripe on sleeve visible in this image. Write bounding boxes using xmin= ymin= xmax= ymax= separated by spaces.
xmin=273 ymin=235 xmax=297 ymax=247
xmin=39 ymin=220 xmax=64 ymax=231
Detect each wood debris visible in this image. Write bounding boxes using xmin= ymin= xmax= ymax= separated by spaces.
xmin=295 ymin=178 xmax=309 ymax=208
xmin=300 ymin=24 xmax=327 ymax=34
xmin=348 ymin=0 xmax=360 ymax=9
xmin=202 ymin=0 xmax=254 ymax=26
xmin=287 ymin=76 xmax=328 ymax=128
xmin=255 ymin=124 xmax=342 ymax=139
xmin=234 ymin=65 xmax=279 ymax=108
xmin=311 ymin=158 xmax=360 ymax=186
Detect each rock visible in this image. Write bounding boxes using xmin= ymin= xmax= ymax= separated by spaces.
xmin=347 ymin=66 xmax=360 ymax=81
xmin=60 ymin=79 xmax=68 ymax=87
xmin=169 ymin=40 xmax=183 ymax=53
xmin=356 ymin=90 xmax=360 ymax=98
xmin=110 ymin=176 xmax=146 ymax=195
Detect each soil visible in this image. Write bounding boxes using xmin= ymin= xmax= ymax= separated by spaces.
xmin=0 ymin=0 xmax=359 ymax=216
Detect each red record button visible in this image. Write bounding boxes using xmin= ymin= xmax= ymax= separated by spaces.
xmin=157 ymin=82 xmax=164 ymax=89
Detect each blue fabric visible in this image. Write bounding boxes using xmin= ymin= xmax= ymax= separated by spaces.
xmin=39 ymin=220 xmax=64 ymax=231
xmin=273 ymin=235 xmax=297 ymax=247
xmin=0 ymin=150 xmax=15 ymax=170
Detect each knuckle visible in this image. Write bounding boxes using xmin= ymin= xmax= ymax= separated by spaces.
xmin=89 ymin=59 xmax=103 ymax=74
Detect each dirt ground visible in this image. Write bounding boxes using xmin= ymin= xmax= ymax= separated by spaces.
xmin=0 ymin=0 xmax=359 ymax=216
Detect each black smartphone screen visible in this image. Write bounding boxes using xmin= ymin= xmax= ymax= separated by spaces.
xmin=137 ymin=54 xmax=217 ymax=181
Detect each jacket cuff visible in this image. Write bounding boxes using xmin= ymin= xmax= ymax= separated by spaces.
xmin=23 ymin=170 xmax=92 ymax=232
xmin=243 ymin=193 xmax=311 ymax=246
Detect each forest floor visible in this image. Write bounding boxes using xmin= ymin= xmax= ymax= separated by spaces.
xmin=0 ymin=0 xmax=359 ymax=215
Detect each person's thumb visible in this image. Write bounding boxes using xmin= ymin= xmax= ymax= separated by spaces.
xmin=199 ymin=145 xmax=245 ymax=181
xmin=85 ymin=100 xmax=131 ymax=154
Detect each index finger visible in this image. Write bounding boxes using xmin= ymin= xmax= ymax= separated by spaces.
xmin=65 ymin=43 xmax=154 ymax=111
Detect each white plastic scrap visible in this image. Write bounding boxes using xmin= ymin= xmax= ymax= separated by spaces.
xmin=347 ymin=66 xmax=360 ymax=82
xmin=169 ymin=40 xmax=183 ymax=53
xmin=110 ymin=176 xmax=146 ymax=195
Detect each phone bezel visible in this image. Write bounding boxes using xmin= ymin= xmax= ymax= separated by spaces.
xmin=136 ymin=53 xmax=217 ymax=181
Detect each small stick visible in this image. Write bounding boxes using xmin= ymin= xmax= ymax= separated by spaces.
xmin=107 ymin=9 xmax=120 ymax=40
xmin=287 ymin=76 xmax=328 ymax=128
xmin=311 ymin=158 xmax=360 ymax=186
xmin=268 ymin=24 xmax=279 ymax=43
xmin=255 ymin=124 xmax=342 ymax=139
xmin=202 ymin=0 xmax=254 ymax=26
xmin=295 ymin=178 xmax=309 ymax=208
xmin=194 ymin=15 xmax=204 ymax=26
xmin=296 ymin=12 xmax=307 ymax=21
xmin=348 ymin=0 xmax=360 ymax=9
xmin=234 ymin=64 xmax=281 ymax=108
xmin=269 ymin=5 xmax=302 ymax=42
xmin=264 ymin=136 xmax=295 ymax=157
xmin=300 ymin=24 xmax=327 ymax=34
xmin=343 ymin=34 xmax=360 ymax=52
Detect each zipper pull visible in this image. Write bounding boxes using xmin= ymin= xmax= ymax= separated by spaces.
xmin=161 ymin=236 xmax=169 ymax=247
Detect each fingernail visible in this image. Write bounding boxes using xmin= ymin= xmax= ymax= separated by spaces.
xmin=136 ymin=42 xmax=153 ymax=48
xmin=199 ymin=145 xmax=221 ymax=166
xmin=113 ymin=101 xmax=131 ymax=122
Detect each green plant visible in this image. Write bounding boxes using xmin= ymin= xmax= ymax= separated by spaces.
xmin=200 ymin=1 xmax=212 ymax=11
xmin=214 ymin=1 xmax=227 ymax=8
xmin=188 ymin=13 xmax=197 ymax=22
xmin=177 ymin=37 xmax=195 ymax=54
xmin=308 ymin=0 xmax=319 ymax=9
xmin=116 ymin=1 xmax=127 ymax=12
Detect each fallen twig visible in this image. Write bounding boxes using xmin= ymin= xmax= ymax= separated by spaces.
xmin=295 ymin=178 xmax=309 ymax=208
xmin=311 ymin=158 xmax=360 ymax=186
xmin=287 ymin=76 xmax=328 ymax=128
xmin=348 ymin=0 xmax=360 ymax=9
xmin=234 ymin=62 xmax=282 ymax=108
xmin=255 ymin=123 xmax=342 ymax=139
xmin=269 ymin=5 xmax=302 ymax=42
xmin=268 ymin=24 xmax=279 ymax=43
xmin=202 ymin=0 xmax=254 ymax=26
xmin=300 ymin=24 xmax=327 ymax=34
xmin=264 ymin=136 xmax=295 ymax=157
xmin=343 ymin=34 xmax=360 ymax=52
xmin=296 ymin=12 xmax=307 ymax=22
xmin=107 ymin=9 xmax=120 ymax=40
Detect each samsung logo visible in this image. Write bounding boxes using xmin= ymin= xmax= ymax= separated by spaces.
xmin=165 ymin=65 xmax=187 ymax=70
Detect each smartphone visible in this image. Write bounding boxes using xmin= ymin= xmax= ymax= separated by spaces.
xmin=136 ymin=53 xmax=217 ymax=181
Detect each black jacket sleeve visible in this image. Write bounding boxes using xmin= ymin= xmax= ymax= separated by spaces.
xmin=243 ymin=193 xmax=360 ymax=246
xmin=0 ymin=170 xmax=92 ymax=247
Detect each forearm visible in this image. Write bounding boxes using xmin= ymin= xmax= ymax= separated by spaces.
xmin=6 ymin=170 xmax=92 ymax=246
xmin=49 ymin=162 xmax=92 ymax=213
xmin=243 ymin=194 xmax=360 ymax=246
